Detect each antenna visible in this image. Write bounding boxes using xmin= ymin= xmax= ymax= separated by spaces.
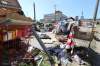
xmin=54 ymin=4 xmax=57 ymax=12
xmin=81 ymin=9 xmax=84 ymax=19
xmin=82 ymin=9 xmax=83 ymax=16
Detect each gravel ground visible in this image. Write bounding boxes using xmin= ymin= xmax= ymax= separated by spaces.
xmin=68 ymin=25 xmax=100 ymax=66
xmin=30 ymin=29 xmax=100 ymax=66
xmin=67 ymin=38 xmax=100 ymax=66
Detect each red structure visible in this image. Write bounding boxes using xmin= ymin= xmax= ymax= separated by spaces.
xmin=0 ymin=0 xmax=33 ymax=65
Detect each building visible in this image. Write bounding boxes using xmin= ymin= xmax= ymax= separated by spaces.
xmin=40 ymin=11 xmax=67 ymax=23
xmin=80 ymin=19 xmax=100 ymax=24
xmin=0 ymin=0 xmax=33 ymax=65
xmin=39 ymin=11 xmax=67 ymax=31
xmin=0 ymin=0 xmax=24 ymax=15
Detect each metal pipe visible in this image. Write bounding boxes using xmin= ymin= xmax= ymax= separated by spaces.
xmin=88 ymin=0 xmax=100 ymax=48
xmin=93 ymin=0 xmax=100 ymax=21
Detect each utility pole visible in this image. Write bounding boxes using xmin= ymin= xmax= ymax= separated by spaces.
xmin=88 ymin=0 xmax=100 ymax=48
xmin=33 ymin=2 xmax=36 ymax=22
xmin=54 ymin=5 xmax=57 ymax=22
xmin=32 ymin=1 xmax=55 ymax=66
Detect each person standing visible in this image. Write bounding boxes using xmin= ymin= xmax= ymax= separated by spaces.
xmin=66 ymin=23 xmax=75 ymax=50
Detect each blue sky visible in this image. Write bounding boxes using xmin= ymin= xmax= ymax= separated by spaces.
xmin=18 ymin=0 xmax=100 ymax=20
